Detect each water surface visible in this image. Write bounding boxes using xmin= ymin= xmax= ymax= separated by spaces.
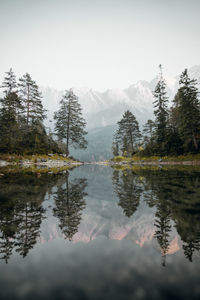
xmin=0 ymin=165 xmax=200 ymax=299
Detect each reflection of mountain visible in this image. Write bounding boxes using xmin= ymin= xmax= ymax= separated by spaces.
xmin=1 ymin=166 xmax=200 ymax=266
xmin=70 ymin=125 xmax=117 ymax=162
xmin=42 ymin=167 xmax=200 ymax=265
xmin=39 ymin=203 xmax=181 ymax=260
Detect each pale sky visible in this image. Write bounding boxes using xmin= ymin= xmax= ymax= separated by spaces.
xmin=0 ymin=0 xmax=200 ymax=91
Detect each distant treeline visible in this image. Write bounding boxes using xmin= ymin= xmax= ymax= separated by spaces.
xmin=0 ymin=69 xmax=87 ymax=155
xmin=113 ymin=65 xmax=200 ymax=157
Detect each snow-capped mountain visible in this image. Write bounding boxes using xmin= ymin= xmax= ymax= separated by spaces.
xmin=39 ymin=65 xmax=200 ymax=161
xmin=42 ymin=65 xmax=200 ymax=131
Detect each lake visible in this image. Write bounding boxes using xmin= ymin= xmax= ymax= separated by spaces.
xmin=0 ymin=165 xmax=200 ymax=300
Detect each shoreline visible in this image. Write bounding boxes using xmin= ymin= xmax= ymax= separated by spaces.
xmin=0 ymin=154 xmax=83 ymax=175
xmin=108 ymin=160 xmax=200 ymax=166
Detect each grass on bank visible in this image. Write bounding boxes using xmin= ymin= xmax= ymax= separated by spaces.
xmin=111 ymin=154 xmax=200 ymax=163
xmin=0 ymin=153 xmax=77 ymax=163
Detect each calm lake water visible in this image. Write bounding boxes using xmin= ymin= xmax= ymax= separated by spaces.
xmin=0 ymin=165 xmax=200 ymax=300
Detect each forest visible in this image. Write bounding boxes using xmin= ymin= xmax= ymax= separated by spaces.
xmin=0 ymin=69 xmax=87 ymax=156
xmin=113 ymin=65 xmax=200 ymax=157
xmin=0 ymin=66 xmax=200 ymax=159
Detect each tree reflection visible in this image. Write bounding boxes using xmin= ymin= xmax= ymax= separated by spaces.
xmin=141 ymin=168 xmax=200 ymax=263
xmin=0 ymin=173 xmax=60 ymax=262
xmin=15 ymin=201 xmax=45 ymax=258
xmin=0 ymin=197 xmax=17 ymax=263
xmin=154 ymin=203 xmax=171 ymax=266
xmin=53 ymin=172 xmax=87 ymax=240
xmin=113 ymin=169 xmax=142 ymax=217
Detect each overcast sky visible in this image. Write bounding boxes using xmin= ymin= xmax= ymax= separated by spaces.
xmin=0 ymin=0 xmax=200 ymax=91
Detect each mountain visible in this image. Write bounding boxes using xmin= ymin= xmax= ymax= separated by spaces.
xmin=1 ymin=66 xmax=199 ymax=160
xmin=42 ymin=65 xmax=200 ymax=131
xmin=40 ymin=65 xmax=200 ymax=161
xmin=70 ymin=125 xmax=117 ymax=162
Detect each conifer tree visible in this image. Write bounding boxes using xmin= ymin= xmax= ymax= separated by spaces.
xmin=142 ymin=119 xmax=155 ymax=151
xmin=153 ymin=65 xmax=169 ymax=155
xmin=0 ymin=69 xmax=21 ymax=152
xmin=143 ymin=119 xmax=155 ymax=140
xmin=115 ymin=110 xmax=141 ymax=155
xmin=18 ymin=73 xmax=46 ymax=126
xmin=1 ymin=68 xmax=17 ymax=95
xmin=112 ymin=135 xmax=119 ymax=157
xmin=54 ymin=89 xmax=87 ymax=156
xmin=172 ymin=69 xmax=200 ymax=152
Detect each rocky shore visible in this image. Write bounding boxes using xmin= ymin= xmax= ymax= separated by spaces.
xmin=0 ymin=155 xmax=83 ymax=170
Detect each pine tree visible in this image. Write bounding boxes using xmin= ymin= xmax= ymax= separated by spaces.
xmin=116 ymin=110 xmax=141 ymax=155
xmin=18 ymin=73 xmax=46 ymax=126
xmin=54 ymin=89 xmax=87 ymax=156
xmin=173 ymin=69 xmax=200 ymax=153
xmin=112 ymin=135 xmax=119 ymax=157
xmin=153 ymin=65 xmax=169 ymax=155
xmin=1 ymin=68 xmax=17 ymax=95
xmin=0 ymin=69 xmax=21 ymax=152
xmin=143 ymin=119 xmax=155 ymax=140
xmin=142 ymin=119 xmax=155 ymax=148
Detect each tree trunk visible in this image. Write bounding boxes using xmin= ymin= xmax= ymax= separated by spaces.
xmin=66 ymin=103 xmax=70 ymax=156
xmin=27 ymin=85 xmax=30 ymax=126
xmin=192 ymin=131 xmax=198 ymax=151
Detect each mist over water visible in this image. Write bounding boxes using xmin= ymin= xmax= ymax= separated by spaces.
xmin=0 ymin=165 xmax=200 ymax=299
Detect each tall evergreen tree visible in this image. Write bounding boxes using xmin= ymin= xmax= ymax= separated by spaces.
xmin=18 ymin=73 xmax=46 ymax=126
xmin=153 ymin=65 xmax=169 ymax=155
xmin=115 ymin=110 xmax=141 ymax=155
xmin=54 ymin=89 xmax=87 ymax=156
xmin=172 ymin=69 xmax=200 ymax=153
xmin=112 ymin=134 xmax=119 ymax=157
xmin=0 ymin=69 xmax=21 ymax=152
xmin=142 ymin=119 xmax=156 ymax=153
xmin=1 ymin=68 xmax=17 ymax=95
xmin=143 ymin=119 xmax=155 ymax=141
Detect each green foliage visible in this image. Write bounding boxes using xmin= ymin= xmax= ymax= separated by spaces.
xmin=172 ymin=69 xmax=200 ymax=153
xmin=112 ymin=156 xmax=126 ymax=162
xmin=153 ymin=65 xmax=169 ymax=155
xmin=115 ymin=110 xmax=141 ymax=156
xmin=54 ymin=89 xmax=87 ymax=155
xmin=132 ymin=66 xmax=200 ymax=158
xmin=0 ymin=69 xmax=62 ymax=155
xmin=18 ymin=73 xmax=46 ymax=126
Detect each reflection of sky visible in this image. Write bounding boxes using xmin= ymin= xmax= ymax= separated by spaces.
xmin=0 ymin=0 xmax=200 ymax=91
xmin=39 ymin=166 xmax=184 ymax=259
xmin=0 ymin=165 xmax=200 ymax=299
xmin=0 ymin=238 xmax=199 ymax=300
